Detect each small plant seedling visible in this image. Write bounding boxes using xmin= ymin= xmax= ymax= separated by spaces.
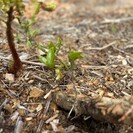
xmin=55 ymin=37 xmax=62 ymax=55
xmin=0 ymin=0 xmax=57 ymax=76
xmin=20 ymin=1 xmax=41 ymax=46
xmin=39 ymin=38 xmax=62 ymax=69
xmin=18 ymin=1 xmax=57 ymax=47
xmin=0 ymin=0 xmax=24 ymax=75
xmin=38 ymin=38 xmax=83 ymax=81
xmin=39 ymin=45 xmax=56 ymax=69
xmin=55 ymin=65 xmax=63 ymax=80
xmin=68 ymin=50 xmax=83 ymax=69
xmin=111 ymin=23 xmax=117 ymax=33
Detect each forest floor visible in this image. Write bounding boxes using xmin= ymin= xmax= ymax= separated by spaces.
xmin=0 ymin=0 xmax=133 ymax=132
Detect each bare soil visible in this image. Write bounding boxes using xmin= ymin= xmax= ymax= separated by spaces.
xmin=0 ymin=0 xmax=133 ymax=133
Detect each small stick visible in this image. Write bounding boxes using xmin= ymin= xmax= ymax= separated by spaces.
xmin=0 ymin=55 xmax=44 ymax=66
xmin=102 ymin=17 xmax=133 ymax=24
xmin=36 ymin=97 xmax=51 ymax=133
xmin=86 ymin=41 xmax=116 ymax=51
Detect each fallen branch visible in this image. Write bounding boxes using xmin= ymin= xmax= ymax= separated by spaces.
xmin=54 ymin=91 xmax=133 ymax=126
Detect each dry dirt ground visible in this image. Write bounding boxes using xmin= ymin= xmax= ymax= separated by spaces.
xmin=0 ymin=0 xmax=133 ymax=133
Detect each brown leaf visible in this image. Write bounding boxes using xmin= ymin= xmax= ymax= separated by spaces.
xmin=29 ymin=87 xmax=44 ymax=98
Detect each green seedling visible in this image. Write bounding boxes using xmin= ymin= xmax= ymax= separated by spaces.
xmin=0 ymin=0 xmax=24 ymax=75
xmin=39 ymin=46 xmax=55 ymax=69
xmin=55 ymin=60 xmax=69 ymax=80
xmin=36 ymin=43 xmax=47 ymax=53
xmin=68 ymin=50 xmax=83 ymax=69
xmin=0 ymin=0 xmax=57 ymax=75
xmin=38 ymin=39 xmax=83 ymax=81
xmin=16 ymin=34 xmax=21 ymax=43
xmin=20 ymin=1 xmax=57 ymax=47
xmin=111 ymin=23 xmax=117 ymax=33
xmin=55 ymin=65 xmax=63 ymax=80
xmin=20 ymin=2 xmax=41 ymax=46
xmin=55 ymin=37 xmax=62 ymax=55
xmin=27 ymin=40 xmax=32 ymax=47
xmin=39 ymin=38 xmax=62 ymax=69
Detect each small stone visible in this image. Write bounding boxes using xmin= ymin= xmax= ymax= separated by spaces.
xmin=5 ymin=73 xmax=15 ymax=82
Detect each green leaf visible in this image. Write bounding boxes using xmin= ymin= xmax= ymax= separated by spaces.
xmin=39 ymin=55 xmax=47 ymax=64
xmin=32 ymin=2 xmax=41 ymax=20
xmin=16 ymin=34 xmax=21 ymax=43
xmin=37 ymin=39 xmax=62 ymax=69
xmin=111 ymin=23 xmax=117 ymax=33
xmin=61 ymin=61 xmax=69 ymax=70
xmin=36 ymin=44 xmax=47 ymax=53
xmin=46 ymin=47 xmax=55 ymax=69
xmin=55 ymin=37 xmax=62 ymax=55
xmin=55 ymin=67 xmax=63 ymax=80
xmin=48 ymin=42 xmax=56 ymax=52
xmin=27 ymin=20 xmax=35 ymax=27
xmin=68 ymin=50 xmax=82 ymax=61
xmin=29 ymin=29 xmax=39 ymax=38
xmin=27 ymin=40 xmax=32 ymax=47
xmin=68 ymin=50 xmax=83 ymax=68
xmin=38 ymin=42 xmax=56 ymax=69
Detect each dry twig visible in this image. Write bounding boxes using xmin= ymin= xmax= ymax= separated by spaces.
xmin=86 ymin=41 xmax=116 ymax=51
xmin=0 ymin=55 xmax=44 ymax=66
xmin=102 ymin=17 xmax=133 ymax=24
xmin=36 ymin=97 xmax=51 ymax=133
